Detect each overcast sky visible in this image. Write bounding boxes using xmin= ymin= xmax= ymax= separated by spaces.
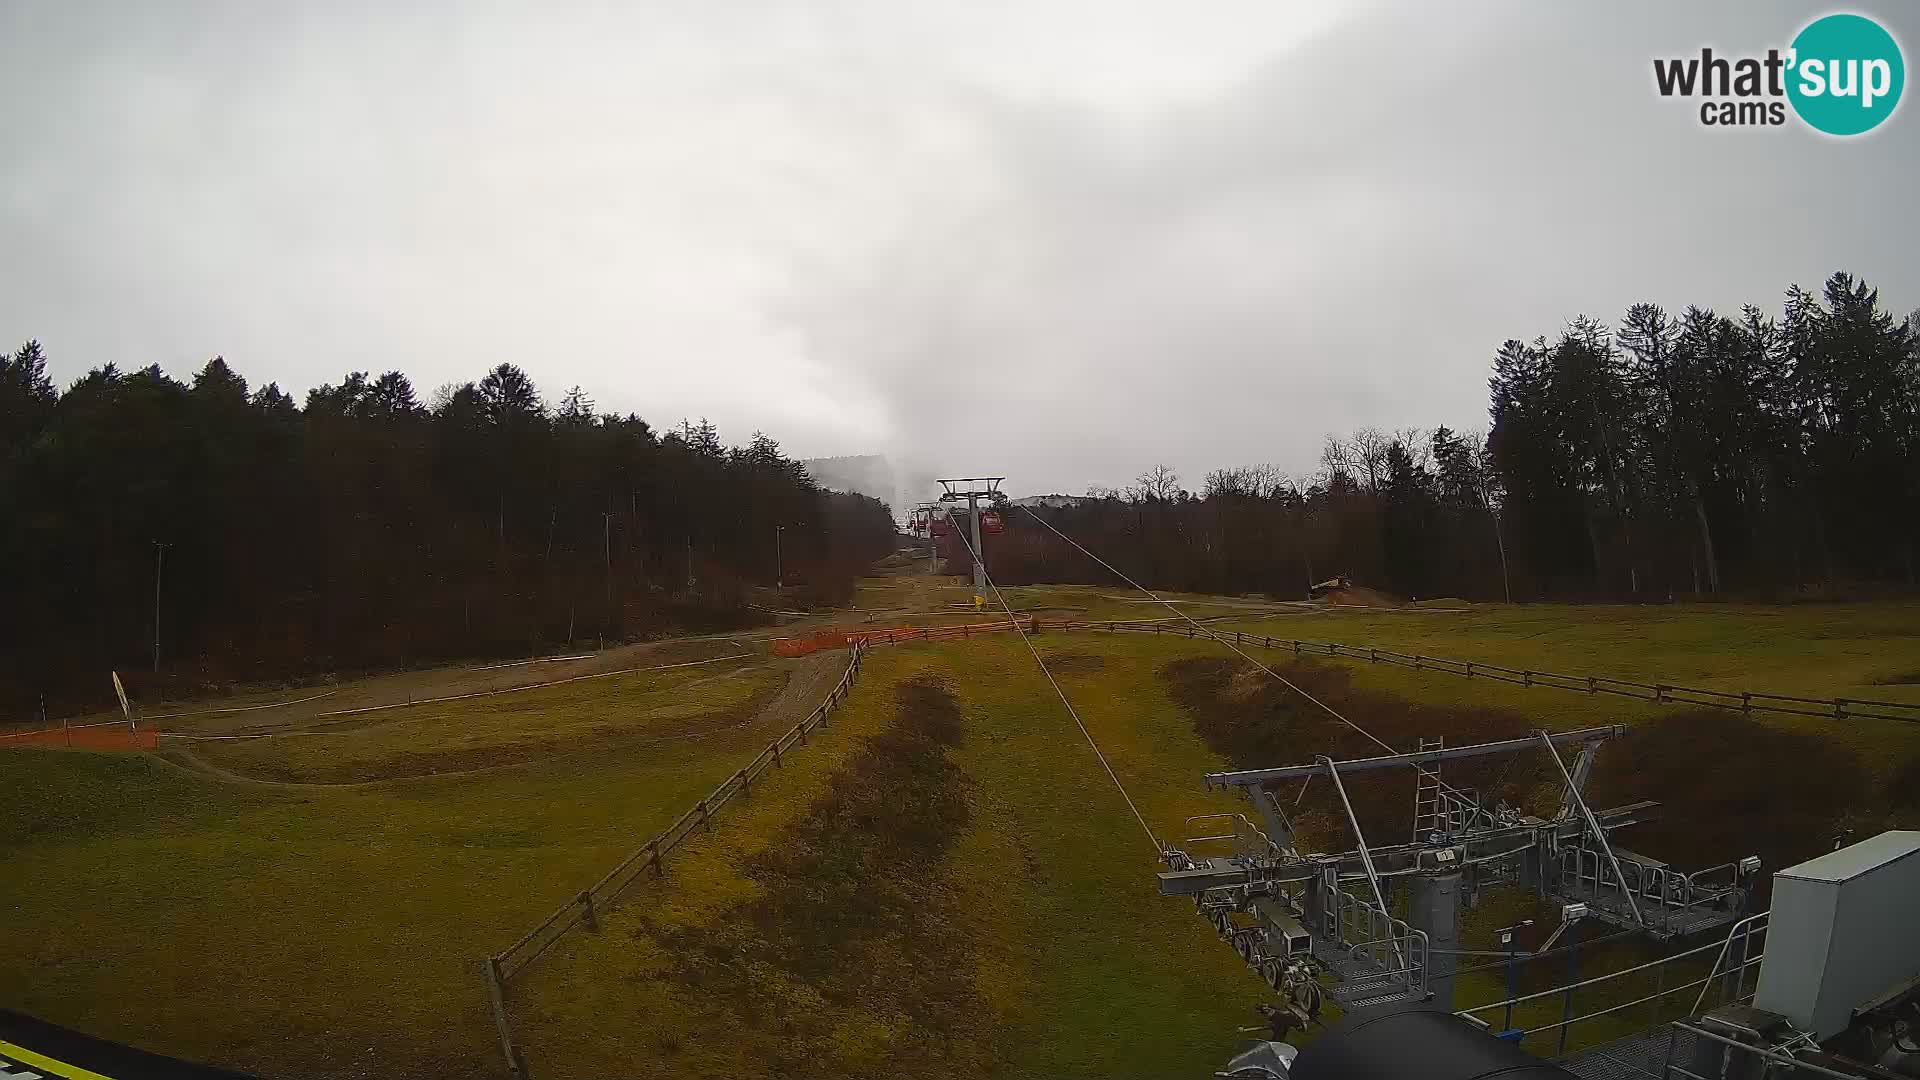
xmin=3 ymin=1 xmax=1914 ymax=498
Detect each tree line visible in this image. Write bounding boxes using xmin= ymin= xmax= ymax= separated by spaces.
xmin=991 ymin=272 xmax=1920 ymax=603
xmin=0 ymin=352 xmax=895 ymax=716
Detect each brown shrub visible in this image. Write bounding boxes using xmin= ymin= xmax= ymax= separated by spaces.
xmin=1162 ymin=656 xmax=1551 ymax=846
xmin=1579 ymin=711 xmax=1863 ymax=879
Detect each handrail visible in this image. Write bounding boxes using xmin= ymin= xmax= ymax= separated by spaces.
xmin=1457 ymin=932 xmax=1733 ymax=1016
xmin=1317 ymin=754 xmax=1408 ymax=979
xmin=1693 ymin=911 xmax=1770 ymax=1015
xmin=1519 ymin=959 xmax=1761 ymax=1038
xmin=1667 ymin=1022 xmax=1858 ymax=1080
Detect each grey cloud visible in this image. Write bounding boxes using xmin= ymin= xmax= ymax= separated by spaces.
xmin=4 ymin=1 xmax=1914 ymax=499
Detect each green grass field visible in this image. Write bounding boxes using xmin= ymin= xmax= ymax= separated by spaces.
xmin=6 ymin=586 xmax=1920 ymax=1079
xmin=0 ymin=655 xmax=812 ymax=1079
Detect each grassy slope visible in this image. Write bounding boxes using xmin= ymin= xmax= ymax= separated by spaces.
xmin=0 ymin=662 xmax=816 ymax=1080
xmin=1213 ymin=602 xmax=1920 ymax=770
xmin=9 ymin=593 xmax=1920 ymax=1077
xmin=193 ymin=663 xmax=781 ymax=783
xmin=515 ymin=635 xmax=1269 ymax=1080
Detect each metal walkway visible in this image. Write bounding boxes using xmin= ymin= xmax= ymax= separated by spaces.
xmin=1558 ymin=1025 xmax=1698 ymax=1080
xmin=1551 ymin=874 xmax=1746 ymax=938
xmin=1311 ymin=935 xmax=1428 ymax=1009
xmin=1548 ymin=842 xmax=1751 ymax=940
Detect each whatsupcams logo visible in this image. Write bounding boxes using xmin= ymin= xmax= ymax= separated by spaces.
xmin=1653 ymin=12 xmax=1904 ymax=134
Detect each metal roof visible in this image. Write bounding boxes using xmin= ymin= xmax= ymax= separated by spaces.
xmin=1777 ymin=830 xmax=1920 ymax=884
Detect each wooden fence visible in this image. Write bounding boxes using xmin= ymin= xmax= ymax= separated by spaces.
xmin=845 ymin=617 xmax=1920 ymax=725
xmin=482 ymin=642 xmax=869 ymax=1077
xmin=478 ymin=613 xmax=1919 ymax=1076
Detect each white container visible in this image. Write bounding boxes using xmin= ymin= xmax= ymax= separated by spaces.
xmin=1753 ymin=830 xmax=1920 ymax=1039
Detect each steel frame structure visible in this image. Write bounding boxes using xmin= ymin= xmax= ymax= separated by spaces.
xmin=1163 ymin=725 xmax=1761 ymax=1015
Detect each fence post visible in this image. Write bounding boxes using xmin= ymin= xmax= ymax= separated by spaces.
xmin=648 ymin=840 xmax=663 ymax=878
xmin=484 ymin=957 xmax=530 ymax=1080
xmin=737 ymin=767 xmax=751 ymax=799
xmin=1587 ymin=676 xmax=1596 ymax=694
xmin=1369 ymin=648 xmax=1377 ymax=662
xmin=577 ymin=890 xmax=598 ymax=932
xmin=1522 ymin=670 xmax=1532 ymax=688
xmin=1413 ymin=654 xmax=1422 ymax=670
xmin=1655 ymin=684 xmax=1668 ymax=703
xmin=1293 ymin=640 xmax=1302 ymax=655
xmin=1465 ymin=662 xmax=1474 ymax=678
xmin=699 ymin=799 xmax=712 ymax=832
xmin=1741 ymin=692 xmax=1752 ymax=715
xmin=772 ymin=742 xmax=784 ymax=768
xmin=1236 ymin=631 xmax=1244 ymax=646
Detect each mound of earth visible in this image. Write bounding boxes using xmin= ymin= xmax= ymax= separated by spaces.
xmin=1324 ymin=585 xmax=1404 ymax=608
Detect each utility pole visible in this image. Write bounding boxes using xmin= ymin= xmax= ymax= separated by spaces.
xmin=774 ymin=525 xmax=785 ymax=594
xmin=602 ymin=512 xmax=613 ymax=651
xmin=152 ymin=541 xmax=169 ymax=672
xmin=920 ymin=502 xmax=940 ymax=574
xmin=968 ymin=495 xmax=984 ymax=592
xmin=935 ymin=477 xmax=1005 ymax=594
xmin=1481 ymin=485 xmax=1513 ymax=604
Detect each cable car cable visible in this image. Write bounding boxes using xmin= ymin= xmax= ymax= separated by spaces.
xmin=945 ymin=510 xmax=1162 ymax=854
xmin=1015 ymin=504 xmax=1488 ymax=815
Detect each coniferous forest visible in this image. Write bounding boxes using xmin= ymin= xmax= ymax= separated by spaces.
xmin=994 ymin=273 xmax=1920 ymax=604
xmin=0 ymin=356 xmax=894 ymax=714
xmin=7 ymin=271 xmax=1916 ymax=714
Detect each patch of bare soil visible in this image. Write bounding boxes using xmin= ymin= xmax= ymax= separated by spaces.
xmin=1324 ymin=586 xmax=1405 ymax=608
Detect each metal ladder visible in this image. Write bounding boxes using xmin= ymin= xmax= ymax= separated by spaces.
xmin=1412 ymin=737 xmax=1445 ymax=840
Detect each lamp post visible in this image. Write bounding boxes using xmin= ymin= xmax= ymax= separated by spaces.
xmin=152 ymin=541 xmax=169 ymax=672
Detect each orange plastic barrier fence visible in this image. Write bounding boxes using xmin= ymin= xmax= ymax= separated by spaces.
xmin=772 ymin=619 xmax=1036 ymax=657
xmin=0 ymin=724 xmax=157 ymax=751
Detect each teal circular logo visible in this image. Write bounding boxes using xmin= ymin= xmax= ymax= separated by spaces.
xmin=1787 ymin=14 xmax=1904 ymax=135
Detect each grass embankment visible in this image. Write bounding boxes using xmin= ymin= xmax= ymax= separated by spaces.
xmin=516 ymin=634 xmax=1270 ymax=1079
xmin=10 ymin=595 xmax=1920 ymax=1076
xmin=0 ymin=657 xmax=812 ymax=1080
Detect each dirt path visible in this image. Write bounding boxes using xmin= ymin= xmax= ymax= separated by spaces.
xmin=157 ymin=655 xmax=845 ymax=791
xmin=752 ymin=650 xmax=849 ymax=733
